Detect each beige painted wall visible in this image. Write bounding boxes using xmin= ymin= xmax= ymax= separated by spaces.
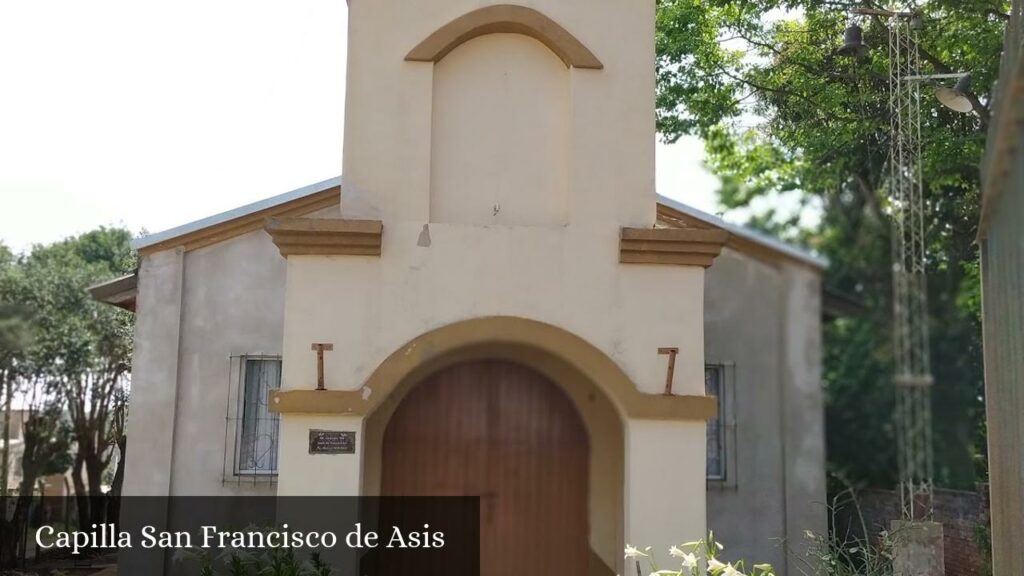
xmin=430 ymin=34 xmax=570 ymax=226
xmin=339 ymin=0 xmax=655 ymax=228
xmin=274 ymin=225 xmax=707 ymax=573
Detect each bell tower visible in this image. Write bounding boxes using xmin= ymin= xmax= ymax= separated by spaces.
xmin=339 ymin=1 xmax=656 ymax=228
xmin=272 ymin=3 xmax=715 ymax=575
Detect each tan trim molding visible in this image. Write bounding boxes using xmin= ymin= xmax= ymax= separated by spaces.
xmin=270 ymin=316 xmax=716 ymax=421
xmin=265 ymin=217 xmax=383 ymax=257
xmin=619 ymin=227 xmax=730 ymax=267
xmin=405 ymin=5 xmax=603 ymax=70
xmin=137 ymin=186 xmax=340 ymax=256
xmin=270 ymin=390 xmax=363 ymax=415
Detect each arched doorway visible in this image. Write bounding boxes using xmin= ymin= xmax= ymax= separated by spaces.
xmin=381 ymin=359 xmax=589 ymax=576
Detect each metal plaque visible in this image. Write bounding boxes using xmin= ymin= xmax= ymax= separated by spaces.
xmin=308 ymin=429 xmax=356 ymax=455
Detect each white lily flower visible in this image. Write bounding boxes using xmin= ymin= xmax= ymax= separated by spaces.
xmin=670 ymin=545 xmax=686 ymax=558
xmin=625 ymin=545 xmax=649 ymax=559
xmin=680 ymin=552 xmax=699 ymax=569
xmin=708 ymin=558 xmax=726 ymax=572
xmin=722 ymin=565 xmax=745 ymax=576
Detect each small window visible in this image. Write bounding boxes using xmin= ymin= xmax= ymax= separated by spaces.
xmin=234 ymin=357 xmax=282 ymax=475
xmin=705 ymin=365 xmax=726 ymax=480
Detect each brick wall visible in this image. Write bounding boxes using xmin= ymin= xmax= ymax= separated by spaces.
xmin=835 ymin=487 xmax=991 ymax=576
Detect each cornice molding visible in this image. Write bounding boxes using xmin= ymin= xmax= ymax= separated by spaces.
xmin=265 ymin=217 xmax=383 ymax=257
xmin=619 ymin=227 xmax=730 ymax=267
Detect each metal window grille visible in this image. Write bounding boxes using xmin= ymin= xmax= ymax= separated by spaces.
xmin=222 ymin=355 xmax=281 ymax=483
xmin=705 ymin=365 xmax=726 ymax=481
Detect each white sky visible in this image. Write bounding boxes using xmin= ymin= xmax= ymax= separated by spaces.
xmin=0 ymin=1 xmax=720 ymax=253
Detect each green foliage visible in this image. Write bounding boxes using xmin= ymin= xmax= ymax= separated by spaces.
xmin=0 ymin=302 xmax=34 ymax=362
xmin=0 ymin=228 xmax=134 ymax=495
xmin=656 ymin=0 xmax=1002 ymax=489
xmin=306 ymin=552 xmax=333 ymax=576
xmin=175 ymin=539 xmax=335 ymax=576
xmin=974 ymin=521 xmax=993 ymax=576
xmin=1 ymin=228 xmax=134 ymax=382
xmin=798 ymin=487 xmax=898 ymax=576
xmin=0 ymin=243 xmax=34 ymax=365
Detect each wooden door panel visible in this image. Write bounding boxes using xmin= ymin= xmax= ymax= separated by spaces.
xmin=381 ymin=360 xmax=589 ymax=576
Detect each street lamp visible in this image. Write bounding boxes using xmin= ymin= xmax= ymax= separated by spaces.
xmin=901 ymin=72 xmax=976 ymax=114
xmin=935 ymin=73 xmax=975 ymax=113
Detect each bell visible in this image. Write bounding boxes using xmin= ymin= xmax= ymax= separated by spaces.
xmin=837 ymin=24 xmax=870 ymax=58
xmin=935 ymin=73 xmax=974 ymax=114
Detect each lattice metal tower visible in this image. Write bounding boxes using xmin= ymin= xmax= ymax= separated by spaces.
xmin=886 ymin=13 xmax=934 ymax=521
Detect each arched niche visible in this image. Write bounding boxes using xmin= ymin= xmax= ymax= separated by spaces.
xmin=428 ymin=33 xmax=569 ymax=225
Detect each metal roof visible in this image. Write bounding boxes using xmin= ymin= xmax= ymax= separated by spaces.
xmin=131 ymin=176 xmax=342 ymax=251
xmin=656 ymin=194 xmax=828 ymax=269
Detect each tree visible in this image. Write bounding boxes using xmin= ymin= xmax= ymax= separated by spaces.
xmin=0 ymin=229 xmax=134 ymax=534
xmin=1 ymin=243 xmax=35 ymax=499
xmin=655 ymin=0 xmax=1002 ymax=489
xmin=0 ymin=302 xmax=35 ymax=497
xmin=34 ymin=228 xmax=134 ymax=528
xmin=0 ymin=244 xmax=72 ymax=567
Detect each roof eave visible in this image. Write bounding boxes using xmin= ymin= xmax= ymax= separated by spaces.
xmin=655 ymin=194 xmax=828 ymax=270
xmin=88 ymin=273 xmax=138 ymax=312
xmin=131 ymin=176 xmax=343 ymax=252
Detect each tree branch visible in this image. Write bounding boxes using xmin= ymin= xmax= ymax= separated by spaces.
xmin=735 ymin=29 xmax=846 ymax=82
xmin=855 ymin=172 xmax=886 ymax=223
xmin=715 ymin=63 xmax=829 ymax=113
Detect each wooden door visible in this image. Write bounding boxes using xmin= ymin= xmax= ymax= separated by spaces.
xmin=381 ymin=360 xmax=589 ymax=576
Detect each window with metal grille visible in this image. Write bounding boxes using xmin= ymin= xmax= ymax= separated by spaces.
xmin=234 ymin=357 xmax=282 ymax=475
xmin=705 ymin=364 xmax=726 ymax=481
